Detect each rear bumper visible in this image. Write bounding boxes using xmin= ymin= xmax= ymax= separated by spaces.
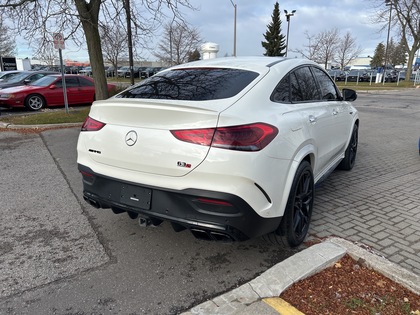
xmin=79 ymin=164 xmax=281 ymax=241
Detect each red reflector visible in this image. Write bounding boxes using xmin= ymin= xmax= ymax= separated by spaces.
xmin=81 ymin=116 xmax=106 ymax=131
xmin=80 ymin=170 xmax=93 ymax=177
xmin=171 ymin=123 xmax=278 ymax=151
xmin=196 ymin=198 xmax=233 ymax=206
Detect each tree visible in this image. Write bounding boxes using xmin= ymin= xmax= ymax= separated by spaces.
xmin=371 ymin=0 xmax=420 ymax=83
xmin=187 ymin=49 xmax=201 ymax=62
xmin=388 ymin=38 xmax=407 ymax=66
xmin=370 ymin=42 xmax=386 ymax=68
xmin=336 ymin=32 xmax=364 ymax=70
xmin=0 ymin=16 xmax=16 ymax=57
xmin=32 ymin=40 xmax=57 ymax=67
xmin=153 ymin=22 xmax=202 ymax=65
xmin=295 ymin=28 xmax=341 ymax=69
xmin=100 ymin=24 xmax=128 ymax=77
xmin=0 ymin=0 xmax=194 ymax=100
xmin=261 ymin=1 xmax=286 ymax=57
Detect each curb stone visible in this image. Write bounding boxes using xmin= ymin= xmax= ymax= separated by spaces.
xmin=0 ymin=121 xmax=82 ymax=129
xmin=181 ymin=237 xmax=419 ymax=315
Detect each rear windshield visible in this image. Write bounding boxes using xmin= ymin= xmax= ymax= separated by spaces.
xmin=116 ymin=68 xmax=259 ymax=100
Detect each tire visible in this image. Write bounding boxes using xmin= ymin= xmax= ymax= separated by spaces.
xmin=25 ymin=94 xmax=45 ymax=111
xmin=263 ymin=160 xmax=314 ymax=248
xmin=338 ymin=124 xmax=358 ymax=170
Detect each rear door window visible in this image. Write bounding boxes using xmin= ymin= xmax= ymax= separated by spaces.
xmin=117 ymin=68 xmax=259 ymax=100
xmin=311 ymin=67 xmax=339 ymax=100
xmin=271 ymin=66 xmax=322 ymax=103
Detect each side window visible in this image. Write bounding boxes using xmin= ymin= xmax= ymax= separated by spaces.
xmin=65 ymin=77 xmax=79 ymax=87
xmin=271 ymin=74 xmax=290 ymax=102
xmin=78 ymin=77 xmax=94 ymax=86
xmin=292 ymin=67 xmax=321 ymax=102
xmin=55 ymin=79 xmax=63 ymax=88
xmin=311 ymin=67 xmax=339 ymax=100
xmin=28 ymin=74 xmax=43 ymax=82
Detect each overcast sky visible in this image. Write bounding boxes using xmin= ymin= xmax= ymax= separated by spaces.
xmin=15 ymin=0 xmax=392 ymax=62
xmin=184 ymin=0 xmax=387 ymax=58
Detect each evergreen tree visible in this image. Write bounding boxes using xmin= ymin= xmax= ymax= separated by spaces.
xmin=385 ymin=38 xmax=396 ymax=67
xmin=261 ymin=2 xmax=286 ymax=56
xmin=187 ymin=49 xmax=201 ymax=62
xmin=370 ymin=43 xmax=385 ymax=69
xmin=389 ymin=38 xmax=407 ymax=67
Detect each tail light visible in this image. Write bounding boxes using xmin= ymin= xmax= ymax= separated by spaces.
xmin=81 ymin=116 xmax=106 ymax=131
xmin=171 ymin=123 xmax=278 ymax=151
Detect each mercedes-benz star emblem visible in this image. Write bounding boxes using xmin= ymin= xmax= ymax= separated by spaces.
xmin=125 ymin=130 xmax=138 ymax=146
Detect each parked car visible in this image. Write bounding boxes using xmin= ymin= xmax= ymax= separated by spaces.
xmin=0 ymin=70 xmax=21 ymax=82
xmin=0 ymin=71 xmax=58 ymax=90
xmin=345 ymin=69 xmax=366 ymax=82
xmin=328 ymin=69 xmax=346 ymax=81
xmin=105 ymin=66 xmax=117 ymax=77
xmin=79 ymin=66 xmax=92 ymax=76
xmin=77 ymin=57 xmax=359 ymax=247
xmin=0 ymin=74 xmax=116 ymax=111
xmin=117 ymin=66 xmax=141 ymax=78
xmin=363 ymin=70 xmax=377 ymax=82
xmin=385 ymin=70 xmax=405 ymax=82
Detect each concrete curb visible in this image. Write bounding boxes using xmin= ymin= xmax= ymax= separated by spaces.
xmin=0 ymin=121 xmax=82 ymax=129
xmin=181 ymin=237 xmax=419 ymax=315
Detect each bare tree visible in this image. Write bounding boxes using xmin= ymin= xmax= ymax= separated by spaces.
xmin=0 ymin=0 xmax=195 ymax=100
xmin=336 ymin=32 xmax=364 ymax=70
xmin=371 ymin=0 xmax=420 ymax=81
xmin=32 ymin=40 xmax=57 ymax=67
xmin=295 ymin=29 xmax=341 ymax=68
xmin=100 ymin=24 xmax=128 ymax=76
xmin=154 ymin=22 xmax=202 ymax=66
xmin=0 ymin=16 xmax=16 ymax=57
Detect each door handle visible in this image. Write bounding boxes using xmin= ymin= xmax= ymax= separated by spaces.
xmin=332 ymin=109 xmax=338 ymax=115
xmin=309 ymin=115 xmax=317 ymax=123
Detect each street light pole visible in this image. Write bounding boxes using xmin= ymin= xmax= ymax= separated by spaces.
xmin=284 ymin=10 xmax=296 ymax=57
xmin=229 ymin=0 xmax=237 ymax=56
xmin=383 ymin=0 xmax=393 ymax=85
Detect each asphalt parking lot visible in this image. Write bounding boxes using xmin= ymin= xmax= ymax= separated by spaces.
xmin=0 ymin=88 xmax=419 ymax=314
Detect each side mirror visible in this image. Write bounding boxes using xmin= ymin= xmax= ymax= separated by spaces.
xmin=342 ymin=88 xmax=357 ymax=102
xmin=24 ymin=79 xmax=31 ymax=85
xmin=49 ymin=85 xmax=57 ymax=90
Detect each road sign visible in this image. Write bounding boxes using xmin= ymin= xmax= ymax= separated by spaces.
xmin=53 ymin=33 xmax=65 ymax=50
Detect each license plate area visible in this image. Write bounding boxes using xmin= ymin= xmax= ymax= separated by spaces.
xmin=120 ymin=184 xmax=152 ymax=210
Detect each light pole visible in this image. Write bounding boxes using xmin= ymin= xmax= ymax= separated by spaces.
xmin=284 ymin=10 xmax=296 ymax=57
xmin=229 ymin=0 xmax=237 ymax=56
xmin=383 ymin=0 xmax=393 ymax=85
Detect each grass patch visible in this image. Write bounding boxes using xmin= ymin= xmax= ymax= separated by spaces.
xmin=0 ymin=107 xmax=90 ymax=125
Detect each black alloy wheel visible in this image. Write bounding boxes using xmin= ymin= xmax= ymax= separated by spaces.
xmin=264 ymin=160 xmax=314 ymax=248
xmin=338 ymin=124 xmax=358 ymax=170
xmin=283 ymin=161 xmax=314 ymax=247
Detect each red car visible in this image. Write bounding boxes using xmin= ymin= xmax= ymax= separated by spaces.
xmin=0 ymin=74 xmax=116 ymax=111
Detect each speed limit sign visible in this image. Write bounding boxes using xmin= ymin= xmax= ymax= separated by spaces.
xmin=53 ymin=33 xmax=65 ymax=50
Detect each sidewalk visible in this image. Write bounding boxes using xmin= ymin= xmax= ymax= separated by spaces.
xmin=181 ymin=237 xmax=420 ymax=315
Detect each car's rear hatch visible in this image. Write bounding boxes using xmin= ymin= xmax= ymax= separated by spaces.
xmin=81 ymin=66 xmax=266 ymax=177
xmin=83 ymin=98 xmax=230 ymax=177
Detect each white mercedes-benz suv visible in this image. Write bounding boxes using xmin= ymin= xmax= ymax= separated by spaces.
xmin=77 ymin=57 xmax=359 ymax=247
